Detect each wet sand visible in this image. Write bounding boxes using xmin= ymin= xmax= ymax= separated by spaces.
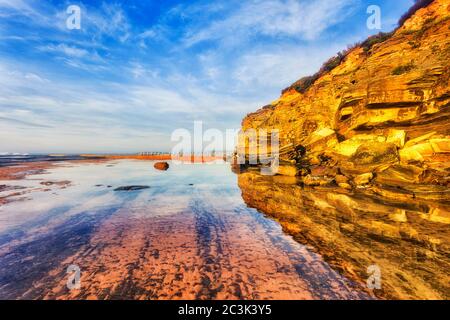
xmin=0 ymin=162 xmax=54 ymax=181
xmin=0 ymin=160 xmax=371 ymax=300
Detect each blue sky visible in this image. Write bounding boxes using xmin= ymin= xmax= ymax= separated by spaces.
xmin=0 ymin=0 xmax=414 ymax=153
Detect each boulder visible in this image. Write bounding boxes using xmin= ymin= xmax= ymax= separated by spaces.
xmin=376 ymin=164 xmax=424 ymax=184
xmin=338 ymin=182 xmax=352 ymax=190
xmin=350 ymin=142 xmax=398 ymax=165
xmin=404 ymin=132 xmax=437 ymax=148
xmin=303 ymin=175 xmax=334 ymax=187
xmin=154 ymin=162 xmax=170 ymax=171
xmin=335 ymin=174 xmax=350 ymax=184
xmin=333 ymin=134 xmax=387 ymax=157
xmin=429 ymin=138 xmax=450 ymax=153
xmin=311 ymin=166 xmax=338 ymax=177
xmin=306 ymin=128 xmax=338 ymax=153
xmin=387 ymin=129 xmax=406 ymax=148
xmin=354 ymin=173 xmax=374 ymax=186
xmin=399 ymin=137 xmax=450 ymax=163
xmin=400 ymin=142 xmax=434 ymax=162
xmin=276 ymin=165 xmax=299 ymax=177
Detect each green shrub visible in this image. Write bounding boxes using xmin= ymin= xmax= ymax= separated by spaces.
xmin=423 ymin=17 xmax=435 ymax=25
xmin=361 ymin=32 xmax=394 ymax=53
xmin=392 ymin=63 xmax=415 ymax=75
xmin=283 ymin=33 xmax=394 ymax=94
xmin=284 ymin=75 xmax=318 ymax=94
xmin=283 ymin=51 xmax=350 ymax=94
xmin=321 ymin=56 xmax=342 ymax=73
xmin=408 ymin=41 xmax=420 ymax=48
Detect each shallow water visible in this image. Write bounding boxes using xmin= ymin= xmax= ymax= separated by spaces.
xmin=0 ymin=160 xmax=447 ymax=299
xmin=238 ymin=170 xmax=450 ymax=300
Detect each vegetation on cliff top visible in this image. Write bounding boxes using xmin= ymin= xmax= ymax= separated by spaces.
xmin=282 ymin=0 xmax=435 ymax=95
xmin=398 ymin=0 xmax=434 ymax=26
xmin=282 ymin=51 xmax=351 ymax=94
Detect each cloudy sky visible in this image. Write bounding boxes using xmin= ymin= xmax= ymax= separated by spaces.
xmin=0 ymin=0 xmax=413 ymax=153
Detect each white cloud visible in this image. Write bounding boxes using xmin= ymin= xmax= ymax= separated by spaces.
xmin=0 ymin=0 xmax=60 ymax=30
xmin=38 ymin=44 xmax=89 ymax=58
xmin=0 ymin=0 xmax=37 ymax=13
xmin=0 ymin=0 xmax=376 ymax=153
xmin=182 ymin=0 xmax=358 ymax=47
xmin=231 ymin=44 xmax=346 ymax=90
xmin=82 ymin=3 xmax=131 ymax=41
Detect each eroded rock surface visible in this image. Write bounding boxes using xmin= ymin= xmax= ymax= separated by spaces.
xmin=239 ymin=0 xmax=450 ymax=201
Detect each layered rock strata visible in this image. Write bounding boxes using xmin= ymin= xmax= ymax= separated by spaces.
xmin=239 ymin=0 xmax=450 ymax=200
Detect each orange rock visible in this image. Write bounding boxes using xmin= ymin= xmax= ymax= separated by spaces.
xmin=354 ymin=173 xmax=374 ymax=186
xmin=154 ymin=162 xmax=169 ymax=171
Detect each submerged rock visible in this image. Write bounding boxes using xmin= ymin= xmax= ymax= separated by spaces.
xmin=277 ymin=164 xmax=300 ymax=177
xmin=114 ymin=186 xmax=150 ymax=191
xmin=40 ymin=181 xmax=71 ymax=187
xmin=303 ymin=175 xmax=334 ymax=187
xmin=154 ymin=162 xmax=169 ymax=171
xmin=338 ymin=182 xmax=352 ymax=190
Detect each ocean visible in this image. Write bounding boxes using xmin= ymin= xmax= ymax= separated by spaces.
xmin=0 ymin=154 xmax=94 ymax=167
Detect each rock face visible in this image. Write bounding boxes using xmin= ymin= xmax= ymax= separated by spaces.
xmin=154 ymin=162 xmax=170 ymax=171
xmin=239 ymin=0 xmax=450 ymax=199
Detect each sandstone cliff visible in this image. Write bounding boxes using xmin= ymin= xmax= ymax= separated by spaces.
xmin=239 ymin=0 xmax=450 ymax=200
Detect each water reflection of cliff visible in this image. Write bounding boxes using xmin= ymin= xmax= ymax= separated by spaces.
xmin=237 ymin=170 xmax=450 ymax=300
